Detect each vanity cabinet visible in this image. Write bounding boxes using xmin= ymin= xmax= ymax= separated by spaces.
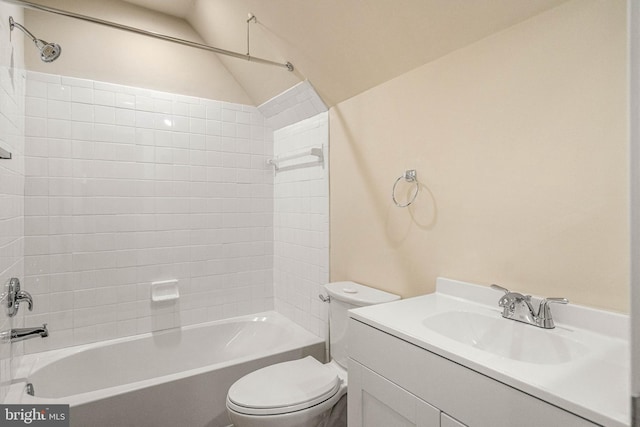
xmin=349 ymin=359 xmax=441 ymax=427
xmin=348 ymin=319 xmax=599 ymax=427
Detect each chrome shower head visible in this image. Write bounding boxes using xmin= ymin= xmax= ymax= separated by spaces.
xmin=9 ymin=16 xmax=61 ymax=63
xmin=34 ymin=40 xmax=61 ymax=63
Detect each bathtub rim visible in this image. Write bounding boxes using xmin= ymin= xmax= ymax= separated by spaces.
xmin=6 ymin=311 xmax=324 ymax=406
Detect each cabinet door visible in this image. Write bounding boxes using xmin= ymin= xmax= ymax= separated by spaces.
xmin=349 ymin=359 xmax=440 ymax=427
xmin=441 ymin=413 xmax=467 ymax=427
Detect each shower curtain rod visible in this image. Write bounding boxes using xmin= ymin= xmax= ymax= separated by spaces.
xmin=2 ymin=0 xmax=294 ymax=71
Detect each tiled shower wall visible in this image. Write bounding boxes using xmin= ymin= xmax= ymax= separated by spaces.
xmin=23 ymin=71 xmax=274 ymax=353
xmin=273 ymin=112 xmax=329 ymax=338
xmin=0 ymin=6 xmax=25 ymax=402
xmin=258 ymin=80 xmax=327 ymax=131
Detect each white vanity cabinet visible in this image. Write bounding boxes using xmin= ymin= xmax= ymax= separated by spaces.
xmin=348 ymin=318 xmax=599 ymax=427
xmin=349 ymin=359 xmax=441 ymax=427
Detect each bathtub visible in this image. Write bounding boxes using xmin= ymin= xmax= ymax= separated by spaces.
xmin=6 ymin=311 xmax=325 ymax=427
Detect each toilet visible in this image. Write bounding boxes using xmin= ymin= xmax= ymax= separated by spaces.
xmin=226 ymin=281 xmax=400 ymax=427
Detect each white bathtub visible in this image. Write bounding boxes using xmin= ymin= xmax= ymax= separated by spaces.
xmin=6 ymin=311 xmax=325 ymax=427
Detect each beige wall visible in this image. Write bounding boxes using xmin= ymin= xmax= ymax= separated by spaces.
xmin=330 ymin=0 xmax=629 ymax=312
xmin=24 ymin=0 xmax=251 ymax=103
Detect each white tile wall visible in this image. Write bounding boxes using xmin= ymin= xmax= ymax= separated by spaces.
xmin=273 ymin=112 xmax=329 ymax=338
xmin=23 ymin=71 xmax=274 ymax=353
xmin=0 ymin=6 xmax=25 ymax=403
xmin=258 ymin=80 xmax=327 ymax=131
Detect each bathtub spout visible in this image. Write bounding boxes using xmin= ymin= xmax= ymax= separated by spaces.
xmin=2 ymin=323 xmax=48 ymax=343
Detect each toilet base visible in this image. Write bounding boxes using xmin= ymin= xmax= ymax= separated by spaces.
xmin=321 ymin=394 xmax=347 ymax=427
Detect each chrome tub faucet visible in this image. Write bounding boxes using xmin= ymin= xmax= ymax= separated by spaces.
xmin=2 ymin=324 xmax=48 ymax=343
xmin=1 ymin=278 xmax=49 ymax=343
xmin=491 ymin=284 xmax=568 ymax=329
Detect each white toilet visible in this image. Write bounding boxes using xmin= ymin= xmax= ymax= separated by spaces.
xmin=226 ymin=281 xmax=400 ymax=427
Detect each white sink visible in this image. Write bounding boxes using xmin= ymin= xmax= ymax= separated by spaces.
xmin=422 ymin=310 xmax=587 ymax=364
xmin=348 ymin=277 xmax=630 ymax=427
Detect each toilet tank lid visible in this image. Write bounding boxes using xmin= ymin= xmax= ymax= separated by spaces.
xmin=324 ymin=281 xmax=400 ymax=306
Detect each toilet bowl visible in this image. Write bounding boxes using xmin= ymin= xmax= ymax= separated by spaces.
xmin=226 ymin=356 xmax=347 ymax=427
xmin=226 ymin=281 xmax=400 ymax=427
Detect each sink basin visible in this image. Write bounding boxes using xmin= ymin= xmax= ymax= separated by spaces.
xmin=349 ymin=278 xmax=629 ymax=427
xmin=422 ymin=310 xmax=587 ymax=364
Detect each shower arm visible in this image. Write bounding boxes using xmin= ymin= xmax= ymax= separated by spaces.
xmin=9 ymin=16 xmax=40 ymax=46
xmin=1 ymin=0 xmax=294 ymax=72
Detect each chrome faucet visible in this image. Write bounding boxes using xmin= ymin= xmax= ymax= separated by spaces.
xmin=1 ymin=323 xmax=48 ymax=343
xmin=490 ymin=284 xmax=568 ymax=329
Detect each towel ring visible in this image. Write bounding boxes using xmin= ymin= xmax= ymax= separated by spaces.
xmin=392 ymin=170 xmax=419 ymax=208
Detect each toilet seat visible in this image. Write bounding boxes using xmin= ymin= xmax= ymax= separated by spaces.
xmin=227 ymin=356 xmax=341 ymax=416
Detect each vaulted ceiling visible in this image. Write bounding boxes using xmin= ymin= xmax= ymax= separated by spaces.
xmin=25 ymin=0 xmax=570 ymax=106
xmin=127 ymin=0 xmax=571 ymax=107
xmin=122 ymin=0 xmax=194 ymax=19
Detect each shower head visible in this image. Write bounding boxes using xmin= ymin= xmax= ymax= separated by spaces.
xmin=34 ymin=39 xmax=61 ymax=63
xmin=9 ymin=16 xmax=61 ymax=62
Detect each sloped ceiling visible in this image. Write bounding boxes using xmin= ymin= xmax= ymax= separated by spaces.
xmin=125 ymin=0 xmax=570 ymax=107
xmin=122 ymin=0 xmax=194 ymax=19
xmin=28 ymin=0 xmax=570 ymax=107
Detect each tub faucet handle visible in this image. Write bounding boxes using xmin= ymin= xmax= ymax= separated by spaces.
xmin=16 ymin=289 xmax=33 ymax=311
xmin=5 ymin=278 xmax=33 ymax=317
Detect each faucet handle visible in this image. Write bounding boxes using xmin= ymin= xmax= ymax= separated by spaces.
xmin=16 ymin=290 xmax=33 ymax=311
xmin=491 ymin=284 xmax=517 ymax=311
xmin=538 ymin=297 xmax=568 ymax=312
xmin=490 ymin=284 xmax=510 ymax=294
xmin=541 ymin=297 xmax=569 ymax=304
xmin=491 ymin=283 xmax=515 ymax=310
xmin=537 ymin=297 xmax=569 ymax=328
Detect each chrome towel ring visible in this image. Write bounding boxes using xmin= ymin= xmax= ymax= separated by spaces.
xmin=392 ymin=169 xmax=419 ymax=208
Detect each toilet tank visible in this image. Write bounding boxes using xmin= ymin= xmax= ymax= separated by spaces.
xmin=325 ymin=281 xmax=400 ymax=369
